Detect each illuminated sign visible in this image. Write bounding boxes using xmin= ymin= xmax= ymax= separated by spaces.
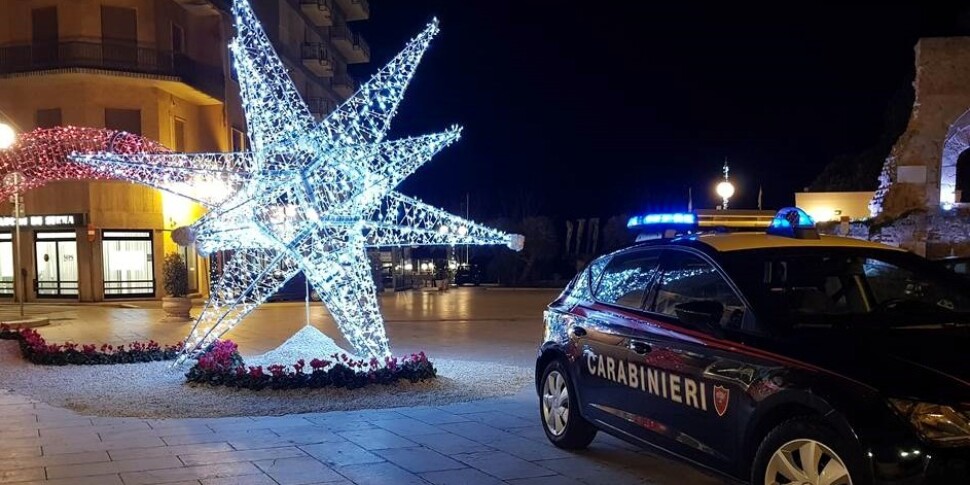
xmin=0 ymin=213 xmax=86 ymax=228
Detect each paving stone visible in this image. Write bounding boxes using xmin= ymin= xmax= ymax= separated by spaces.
xmin=506 ymin=475 xmax=584 ymax=485
xmin=461 ymin=411 xmax=534 ymax=430
xmin=108 ymin=442 xmax=234 ymax=461
xmin=311 ymin=419 xmax=378 ymax=433
xmin=11 ymin=474 xmax=125 ymax=485
xmin=162 ymin=429 xmax=277 ymax=446
xmin=46 ymin=456 xmax=183 ymax=479
xmin=179 ymin=446 xmax=305 ymax=466
xmin=0 ymin=467 xmax=45 ymax=483
xmin=203 ymin=473 xmax=278 ymax=485
xmin=338 ymin=428 xmax=417 ymax=450
xmin=42 ymin=436 xmax=168 ymax=455
xmin=485 ymin=435 xmax=573 ymax=461
xmin=436 ymin=422 xmax=516 ymax=444
xmin=0 ymin=450 xmax=109 ymax=471
xmin=534 ymin=457 xmax=658 ymax=485
xmin=255 ymin=456 xmax=344 ymax=485
xmin=300 ymin=441 xmax=385 ymax=467
xmin=434 ymin=401 xmax=496 ymax=415
xmin=335 ymin=462 xmax=429 ymax=485
xmin=228 ymin=430 xmax=344 ymax=451
xmin=419 ymin=467 xmax=504 ymax=485
xmin=406 ymin=433 xmax=493 ymax=455
xmin=395 ymin=407 xmax=471 ymax=425
xmin=371 ymin=417 xmax=443 ymax=437
xmin=453 ymin=450 xmax=556 ymax=480
xmin=0 ymin=447 xmax=41 ymax=460
xmin=121 ymin=461 xmax=263 ymax=485
xmin=374 ymin=447 xmax=465 ymax=473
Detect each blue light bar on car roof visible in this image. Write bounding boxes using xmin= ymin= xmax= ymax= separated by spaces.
xmin=627 ymin=212 xmax=697 ymax=229
xmin=766 ymin=207 xmax=819 ymax=239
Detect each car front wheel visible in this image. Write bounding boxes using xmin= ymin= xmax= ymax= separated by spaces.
xmin=752 ymin=417 xmax=869 ymax=485
xmin=539 ymin=359 xmax=597 ymax=449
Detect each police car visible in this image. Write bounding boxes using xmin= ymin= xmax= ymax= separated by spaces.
xmin=536 ymin=208 xmax=970 ymax=485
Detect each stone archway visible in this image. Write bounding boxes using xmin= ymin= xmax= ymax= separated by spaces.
xmin=940 ymin=109 xmax=970 ymax=208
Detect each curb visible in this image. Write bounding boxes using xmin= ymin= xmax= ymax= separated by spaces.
xmin=0 ymin=317 xmax=50 ymax=328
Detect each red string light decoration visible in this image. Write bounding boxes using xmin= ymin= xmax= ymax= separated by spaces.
xmin=0 ymin=126 xmax=169 ymax=198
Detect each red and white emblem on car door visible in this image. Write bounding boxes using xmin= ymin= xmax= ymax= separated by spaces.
xmin=713 ymin=385 xmax=730 ymax=417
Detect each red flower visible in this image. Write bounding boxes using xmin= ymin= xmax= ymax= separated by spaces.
xmin=248 ymin=366 xmax=264 ymax=378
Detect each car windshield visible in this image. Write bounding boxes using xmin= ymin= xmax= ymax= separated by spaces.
xmin=721 ymin=247 xmax=970 ymax=329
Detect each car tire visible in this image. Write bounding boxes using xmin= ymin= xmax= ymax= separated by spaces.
xmin=752 ymin=417 xmax=870 ymax=485
xmin=539 ymin=359 xmax=597 ymax=449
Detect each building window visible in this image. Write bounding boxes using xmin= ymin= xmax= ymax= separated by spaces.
xmin=101 ymin=6 xmax=138 ymax=66
xmin=102 ymin=231 xmax=154 ymax=298
xmin=35 ymin=108 xmax=62 ymax=129
xmin=0 ymin=234 xmax=12 ymax=296
xmin=31 ymin=7 xmax=58 ymax=64
xmin=105 ymin=108 xmax=141 ymax=135
xmin=232 ymin=127 xmax=247 ymax=151
xmin=172 ymin=23 xmax=186 ymax=54
xmin=35 ymin=231 xmax=78 ymax=298
xmin=174 ymin=117 xmax=186 ymax=151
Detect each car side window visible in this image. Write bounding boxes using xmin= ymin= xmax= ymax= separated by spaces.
xmin=652 ymin=251 xmax=745 ymax=330
xmin=594 ymin=250 xmax=661 ymax=309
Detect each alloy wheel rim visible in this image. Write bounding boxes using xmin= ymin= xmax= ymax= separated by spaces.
xmin=542 ymin=370 xmax=569 ymax=436
xmin=764 ymin=439 xmax=852 ymax=485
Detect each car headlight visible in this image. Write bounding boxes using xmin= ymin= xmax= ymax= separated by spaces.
xmin=890 ymin=399 xmax=970 ymax=446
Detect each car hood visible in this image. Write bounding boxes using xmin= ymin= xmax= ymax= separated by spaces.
xmin=770 ymin=328 xmax=970 ymax=405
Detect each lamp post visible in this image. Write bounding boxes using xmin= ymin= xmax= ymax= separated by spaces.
xmin=715 ymin=159 xmax=735 ymax=210
xmin=0 ymin=123 xmax=15 ymax=150
xmin=0 ymin=123 xmax=23 ymax=316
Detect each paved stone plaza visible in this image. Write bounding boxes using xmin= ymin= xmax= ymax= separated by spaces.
xmin=0 ymin=289 xmax=725 ymax=484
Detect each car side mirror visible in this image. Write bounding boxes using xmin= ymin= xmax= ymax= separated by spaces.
xmin=674 ymin=300 xmax=725 ymax=334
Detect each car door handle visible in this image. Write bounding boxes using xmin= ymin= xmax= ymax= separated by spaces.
xmin=628 ymin=340 xmax=652 ymax=355
xmin=569 ymin=326 xmax=587 ymax=338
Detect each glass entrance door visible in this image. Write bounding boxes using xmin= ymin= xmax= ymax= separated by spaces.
xmin=35 ymin=232 xmax=78 ymax=297
xmin=0 ymin=234 xmax=12 ymax=296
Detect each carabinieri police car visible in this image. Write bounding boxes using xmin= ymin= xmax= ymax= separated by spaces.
xmin=536 ymin=207 xmax=970 ymax=485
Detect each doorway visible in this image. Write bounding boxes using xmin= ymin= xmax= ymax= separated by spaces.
xmin=34 ymin=231 xmax=78 ymax=298
xmin=31 ymin=7 xmax=58 ymax=65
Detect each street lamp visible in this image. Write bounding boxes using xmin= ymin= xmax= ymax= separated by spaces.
xmin=0 ymin=123 xmax=15 ymax=150
xmin=715 ymin=159 xmax=735 ymax=210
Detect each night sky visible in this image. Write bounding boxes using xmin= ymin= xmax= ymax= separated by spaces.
xmin=357 ymin=2 xmax=970 ymax=220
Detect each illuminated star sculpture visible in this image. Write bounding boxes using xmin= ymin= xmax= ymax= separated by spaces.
xmin=73 ymin=0 xmax=523 ymax=364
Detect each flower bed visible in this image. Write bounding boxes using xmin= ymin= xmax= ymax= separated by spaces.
xmin=0 ymin=325 xmax=181 ymax=365
xmin=185 ymin=340 xmax=437 ymax=390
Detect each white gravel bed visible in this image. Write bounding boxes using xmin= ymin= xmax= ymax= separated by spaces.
xmin=0 ymin=341 xmax=531 ymax=418
xmin=246 ymin=326 xmax=359 ymax=370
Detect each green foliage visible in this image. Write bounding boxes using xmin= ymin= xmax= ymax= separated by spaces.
xmin=163 ymin=253 xmax=190 ymax=297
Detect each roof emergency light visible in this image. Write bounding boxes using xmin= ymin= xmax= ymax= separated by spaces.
xmin=628 ymin=212 xmax=698 ymax=241
xmin=766 ymin=207 xmax=819 ymax=240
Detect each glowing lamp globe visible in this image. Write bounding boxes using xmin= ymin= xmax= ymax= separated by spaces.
xmin=0 ymin=123 xmax=16 ymax=150
xmin=716 ymin=181 xmax=735 ymax=200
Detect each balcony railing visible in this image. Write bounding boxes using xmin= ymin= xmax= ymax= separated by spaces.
xmin=329 ymin=21 xmax=370 ymax=64
xmin=299 ymin=0 xmax=334 ymax=26
xmin=307 ymin=97 xmax=335 ymax=115
xmin=0 ymin=39 xmax=225 ymax=101
xmin=301 ymin=42 xmax=334 ymax=76
xmin=335 ymin=0 xmax=369 ymax=21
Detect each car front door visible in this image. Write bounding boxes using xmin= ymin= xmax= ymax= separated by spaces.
xmin=572 ymin=249 xmax=663 ymax=438
xmin=621 ymin=247 xmax=751 ymax=470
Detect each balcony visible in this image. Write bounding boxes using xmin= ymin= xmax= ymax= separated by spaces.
xmin=0 ymin=39 xmax=224 ymax=102
xmin=332 ymin=73 xmax=355 ymax=98
xmin=301 ymin=43 xmax=334 ymax=77
xmin=330 ymin=22 xmax=370 ymax=64
xmin=335 ymin=0 xmax=369 ymax=21
xmin=307 ymin=97 xmax=335 ymax=117
xmin=300 ymin=0 xmax=334 ymax=26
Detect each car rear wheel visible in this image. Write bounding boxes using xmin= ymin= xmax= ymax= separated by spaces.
xmin=539 ymin=359 xmax=596 ymax=449
xmin=752 ymin=417 xmax=869 ymax=485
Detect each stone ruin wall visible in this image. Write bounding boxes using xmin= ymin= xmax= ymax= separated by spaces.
xmin=871 ymin=37 xmax=970 ymax=217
